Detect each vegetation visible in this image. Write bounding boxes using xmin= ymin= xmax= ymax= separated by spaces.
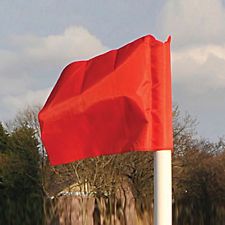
xmin=0 ymin=121 xmax=43 ymax=225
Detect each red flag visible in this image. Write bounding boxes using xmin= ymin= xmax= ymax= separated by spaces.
xmin=39 ymin=35 xmax=173 ymax=166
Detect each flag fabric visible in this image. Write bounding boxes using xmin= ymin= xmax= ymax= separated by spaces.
xmin=39 ymin=35 xmax=173 ymax=166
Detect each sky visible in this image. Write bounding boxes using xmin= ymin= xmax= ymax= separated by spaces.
xmin=0 ymin=0 xmax=225 ymax=140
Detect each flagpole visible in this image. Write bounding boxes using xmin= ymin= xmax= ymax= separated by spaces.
xmin=154 ymin=150 xmax=172 ymax=225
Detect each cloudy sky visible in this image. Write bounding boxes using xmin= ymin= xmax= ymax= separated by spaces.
xmin=0 ymin=0 xmax=225 ymax=140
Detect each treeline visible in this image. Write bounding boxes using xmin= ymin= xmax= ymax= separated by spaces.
xmin=0 ymin=111 xmax=43 ymax=225
xmin=0 ymin=106 xmax=225 ymax=225
xmin=172 ymin=108 xmax=225 ymax=225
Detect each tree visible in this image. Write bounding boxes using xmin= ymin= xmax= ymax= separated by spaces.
xmin=0 ymin=123 xmax=9 ymax=152
xmin=0 ymin=120 xmax=44 ymax=225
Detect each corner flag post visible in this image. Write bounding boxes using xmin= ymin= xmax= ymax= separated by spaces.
xmin=154 ymin=150 xmax=172 ymax=225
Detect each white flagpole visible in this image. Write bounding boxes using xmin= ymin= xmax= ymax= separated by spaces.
xmin=154 ymin=150 xmax=172 ymax=225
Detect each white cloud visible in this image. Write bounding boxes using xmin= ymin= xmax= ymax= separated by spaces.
xmin=172 ymin=44 xmax=225 ymax=90
xmin=173 ymin=44 xmax=225 ymax=64
xmin=2 ymin=88 xmax=51 ymax=113
xmin=2 ymin=26 xmax=107 ymax=69
xmin=171 ymin=44 xmax=225 ymax=139
xmin=21 ymin=26 xmax=107 ymax=63
xmin=0 ymin=26 xmax=107 ymax=121
xmin=159 ymin=0 xmax=225 ymax=47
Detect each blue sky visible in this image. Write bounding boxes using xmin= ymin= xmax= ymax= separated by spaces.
xmin=0 ymin=0 xmax=225 ymax=140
